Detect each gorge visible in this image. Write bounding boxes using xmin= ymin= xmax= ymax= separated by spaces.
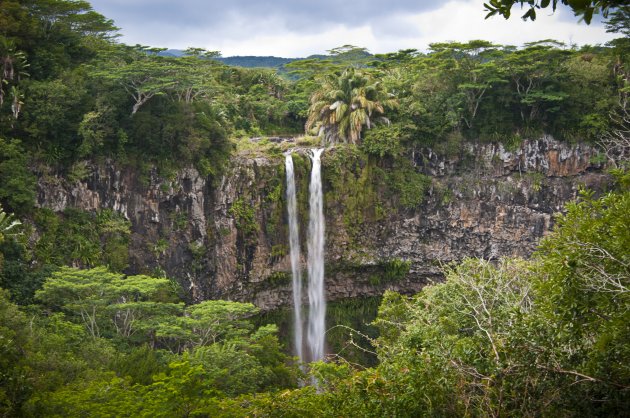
xmin=35 ymin=135 xmax=609 ymax=314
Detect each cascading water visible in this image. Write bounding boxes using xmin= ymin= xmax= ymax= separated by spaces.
xmin=286 ymin=148 xmax=326 ymax=366
xmin=306 ymin=148 xmax=326 ymax=362
xmin=285 ymin=153 xmax=304 ymax=364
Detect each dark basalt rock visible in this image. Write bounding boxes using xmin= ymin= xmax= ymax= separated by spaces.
xmin=35 ymin=136 xmax=611 ymax=310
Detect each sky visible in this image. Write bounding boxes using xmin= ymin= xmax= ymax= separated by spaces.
xmin=88 ymin=0 xmax=617 ymax=57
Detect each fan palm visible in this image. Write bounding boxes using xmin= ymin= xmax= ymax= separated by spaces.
xmin=306 ymin=68 xmax=397 ymax=144
xmin=0 ymin=205 xmax=20 ymax=244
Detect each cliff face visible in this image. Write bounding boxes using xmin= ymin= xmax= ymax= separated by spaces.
xmin=36 ymin=136 xmax=610 ymax=310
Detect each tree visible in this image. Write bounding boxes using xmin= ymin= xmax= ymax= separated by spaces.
xmin=600 ymin=47 xmax=630 ymax=162
xmin=182 ymin=47 xmax=221 ymax=59
xmin=601 ymin=89 xmax=630 ymax=163
xmin=327 ymin=45 xmax=373 ymax=68
xmin=501 ymin=41 xmax=570 ymax=126
xmin=36 ymin=267 xmax=180 ymax=340
xmin=91 ymin=45 xmax=178 ymax=115
xmin=484 ymin=0 xmax=626 ymax=24
xmin=0 ymin=0 xmax=117 ymax=80
xmin=178 ymin=300 xmax=258 ymax=348
xmin=605 ymin=6 xmax=630 ymax=37
xmin=429 ymin=41 xmax=506 ymax=130
xmin=171 ymin=59 xmax=219 ymax=104
xmin=0 ymin=138 xmax=36 ymax=214
xmin=0 ymin=37 xmax=29 ymax=120
xmin=306 ymin=67 xmax=397 ymax=144
xmin=0 ymin=288 xmax=119 ymax=417
xmin=0 ymin=288 xmax=34 ymax=416
xmin=370 ymin=259 xmax=536 ymax=416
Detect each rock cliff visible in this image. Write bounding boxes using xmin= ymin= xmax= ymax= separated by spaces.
xmin=36 ymin=136 xmax=610 ymax=310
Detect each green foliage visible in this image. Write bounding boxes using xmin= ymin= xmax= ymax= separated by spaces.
xmin=0 ymin=0 xmax=625 ymax=181
xmin=0 ymin=260 xmax=299 ymax=415
xmin=191 ymin=326 xmax=294 ymax=396
xmin=262 ymin=168 xmax=286 ymax=240
xmin=0 ymin=238 xmax=53 ymax=305
xmin=0 ymin=288 xmax=32 ymax=415
xmin=306 ymin=67 xmax=397 ymax=144
xmin=0 ymin=289 xmax=116 ymax=417
xmin=109 ymin=345 xmax=169 ymax=385
xmin=34 ymin=208 xmax=131 ymax=271
xmin=265 ymin=271 xmax=291 ymax=287
xmin=18 ymin=286 xmax=296 ymax=416
xmin=0 ymin=209 xmax=131 ymax=304
xmin=0 ymin=205 xmax=21 ymax=245
xmin=483 ymin=0 xmax=624 ymax=24
xmin=21 ymin=73 xmax=89 ymax=160
xmin=380 ymin=40 xmax=624 ymax=143
xmin=229 ymin=197 xmax=258 ymax=237
xmin=529 ymin=189 xmax=630 ymax=414
xmin=36 ymin=266 xmax=179 ymax=340
xmin=325 ymin=297 xmax=382 ymax=366
xmin=323 ymin=145 xmax=387 ymax=243
xmin=386 ymin=162 xmax=431 ymax=209
xmin=375 ymin=258 xmax=411 ymax=284
xmin=182 ymin=300 xmax=258 ymax=347
xmin=360 ymin=124 xmax=404 ymax=158
xmin=606 ymin=5 xmax=630 ymax=36
xmin=525 ymin=171 xmax=546 ymax=192
xmin=0 ymin=138 xmax=36 ymax=214
xmin=0 ymin=0 xmax=625 ymax=180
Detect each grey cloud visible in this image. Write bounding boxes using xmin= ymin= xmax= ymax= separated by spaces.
xmin=88 ymin=0 xmax=611 ymax=55
xmin=370 ymin=14 xmax=424 ymax=39
xmin=91 ymin=0 xmax=442 ymax=41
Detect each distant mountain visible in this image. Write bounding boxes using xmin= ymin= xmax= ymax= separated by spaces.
xmin=160 ymin=49 xmax=185 ymax=57
xmin=157 ymin=50 xmax=299 ymax=68
xmin=215 ymin=56 xmax=298 ymax=68
xmin=156 ymin=50 xmax=373 ymax=70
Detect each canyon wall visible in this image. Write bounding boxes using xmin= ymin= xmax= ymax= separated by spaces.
xmin=36 ymin=136 xmax=610 ymax=310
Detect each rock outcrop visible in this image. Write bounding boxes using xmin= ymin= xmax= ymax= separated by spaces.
xmin=36 ymin=136 xmax=610 ymax=310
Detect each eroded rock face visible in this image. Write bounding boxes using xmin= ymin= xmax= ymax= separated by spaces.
xmin=36 ymin=136 xmax=610 ymax=310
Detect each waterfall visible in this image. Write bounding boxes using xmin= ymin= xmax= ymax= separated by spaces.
xmin=286 ymin=148 xmax=326 ymax=366
xmin=285 ymin=153 xmax=304 ymax=364
xmin=306 ymin=148 xmax=326 ymax=362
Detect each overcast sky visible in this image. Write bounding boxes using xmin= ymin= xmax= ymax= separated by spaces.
xmin=89 ymin=0 xmax=617 ymax=57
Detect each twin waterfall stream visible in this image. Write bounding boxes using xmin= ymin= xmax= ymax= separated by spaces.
xmin=285 ymin=149 xmax=326 ymax=366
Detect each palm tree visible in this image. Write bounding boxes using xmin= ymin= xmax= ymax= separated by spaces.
xmin=0 ymin=205 xmax=20 ymax=244
xmin=306 ymin=68 xmax=397 ymax=144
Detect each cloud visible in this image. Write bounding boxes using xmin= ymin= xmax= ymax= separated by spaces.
xmin=89 ymin=0 xmax=616 ymax=56
xmin=408 ymin=0 xmax=613 ymax=49
xmin=92 ymin=0 xmax=440 ymax=34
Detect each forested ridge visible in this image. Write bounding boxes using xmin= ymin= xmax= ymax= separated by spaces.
xmin=0 ymin=0 xmax=628 ymax=416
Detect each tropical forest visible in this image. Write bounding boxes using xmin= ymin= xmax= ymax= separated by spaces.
xmin=0 ymin=0 xmax=628 ymax=416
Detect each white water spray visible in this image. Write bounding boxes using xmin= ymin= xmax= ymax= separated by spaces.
xmin=306 ymin=148 xmax=326 ymax=362
xmin=285 ymin=153 xmax=304 ymax=364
